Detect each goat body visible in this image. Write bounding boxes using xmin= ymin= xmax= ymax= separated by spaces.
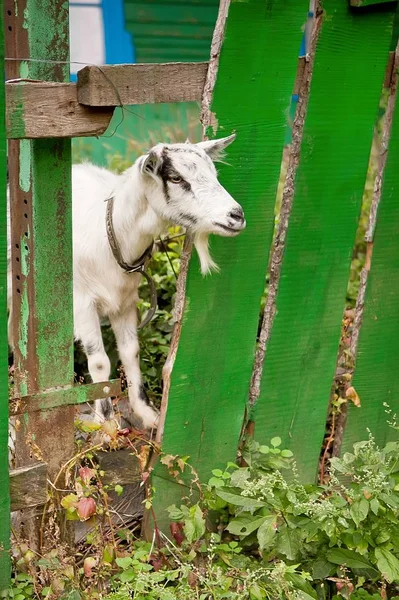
xmin=8 ymin=136 xmax=245 ymax=428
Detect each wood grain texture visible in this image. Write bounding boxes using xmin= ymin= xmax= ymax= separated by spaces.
xmin=342 ymin=61 xmax=399 ymax=452
xmin=152 ymin=0 xmax=308 ymax=527
xmin=0 ymin=0 xmax=10 ymax=586
xmin=6 ymin=82 xmax=114 ymax=139
xmin=254 ymin=2 xmax=396 ymax=480
xmin=9 ymin=464 xmax=47 ymax=512
xmin=77 ymin=62 xmax=208 ymax=107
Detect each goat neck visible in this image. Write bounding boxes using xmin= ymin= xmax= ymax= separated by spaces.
xmin=110 ymin=164 xmax=167 ymax=266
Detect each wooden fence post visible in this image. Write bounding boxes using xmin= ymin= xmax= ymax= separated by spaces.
xmin=5 ymin=0 xmax=75 ymax=549
xmin=0 ymin=0 xmax=11 ymax=589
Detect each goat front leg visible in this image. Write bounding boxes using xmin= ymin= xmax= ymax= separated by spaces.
xmin=110 ymin=303 xmax=159 ymax=430
xmin=74 ymin=297 xmax=115 ymax=422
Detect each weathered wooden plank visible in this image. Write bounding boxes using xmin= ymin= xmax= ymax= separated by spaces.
xmin=77 ymin=62 xmax=208 ymax=107
xmin=9 ymin=464 xmax=47 ymax=512
xmin=342 ymin=60 xmax=399 ymax=451
xmin=97 ymin=449 xmax=142 ymax=486
xmin=6 ymin=82 xmax=114 ymax=139
xmin=254 ymin=2 xmax=396 ymax=480
xmin=0 ymin=0 xmax=10 ymax=588
xmin=10 ymin=379 xmax=123 ymax=415
xmin=6 ymin=0 xmax=75 ymax=551
xmin=152 ymin=0 xmax=309 ymax=525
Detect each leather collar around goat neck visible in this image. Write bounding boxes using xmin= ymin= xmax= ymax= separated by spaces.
xmin=105 ymin=196 xmax=157 ymax=330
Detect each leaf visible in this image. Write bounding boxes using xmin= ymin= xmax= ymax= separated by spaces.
xmin=229 ymin=468 xmax=251 ymax=489
xmin=226 ymin=515 xmax=268 ymax=537
xmin=271 ymin=437 xmax=282 ymax=448
xmin=285 ymin=573 xmax=318 ymax=600
xmin=83 ymin=557 xmax=97 ymax=578
xmin=216 ymin=488 xmax=265 ymax=509
xmin=350 ymin=498 xmax=369 ymax=527
xmin=183 ymin=504 xmax=205 ymax=543
xmin=61 ymin=494 xmax=78 ymax=513
xmin=281 ymin=449 xmax=294 ymax=458
xmin=327 ymin=548 xmax=374 ymax=570
xmin=257 ymin=515 xmax=277 ymax=550
xmin=312 ymin=558 xmax=335 ymax=579
xmin=375 ymin=547 xmax=399 ymax=583
xmin=76 ymin=497 xmax=96 ymax=521
xmin=115 ymin=556 xmax=133 ymax=570
xmin=346 ymin=386 xmax=361 ymax=407
xmin=276 ymin=527 xmax=300 ymax=560
xmin=208 ymin=476 xmax=225 ymax=488
xmin=370 ymin=497 xmax=380 ymax=515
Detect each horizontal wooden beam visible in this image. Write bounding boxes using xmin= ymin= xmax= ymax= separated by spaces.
xmin=10 ymin=463 xmax=47 ymax=512
xmin=10 ymin=379 xmax=124 ymax=415
xmin=77 ymin=62 xmax=209 ymax=107
xmin=6 ymin=81 xmax=114 ymax=139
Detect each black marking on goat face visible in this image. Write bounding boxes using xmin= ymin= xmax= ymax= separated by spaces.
xmin=177 ymin=212 xmax=198 ymax=227
xmin=158 ymin=149 xmax=192 ymax=202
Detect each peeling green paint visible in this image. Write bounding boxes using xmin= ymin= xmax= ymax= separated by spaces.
xmin=18 ymin=282 xmax=29 ymax=360
xmin=25 ymin=0 xmax=70 ymax=81
xmin=0 ymin=0 xmax=11 ymax=587
xmin=22 ymin=7 xmax=28 ymax=29
xmin=8 ymin=83 xmax=25 ymax=140
xmin=19 ymin=61 xmax=29 ymax=79
xmin=19 ymin=140 xmax=31 ymax=193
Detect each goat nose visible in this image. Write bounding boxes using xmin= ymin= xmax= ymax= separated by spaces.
xmin=229 ymin=207 xmax=245 ymax=222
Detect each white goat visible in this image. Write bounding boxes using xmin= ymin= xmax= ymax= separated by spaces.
xmin=8 ymin=135 xmax=246 ymax=429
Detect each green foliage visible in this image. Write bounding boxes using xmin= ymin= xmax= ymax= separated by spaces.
xmin=167 ymin=433 xmax=399 ymax=598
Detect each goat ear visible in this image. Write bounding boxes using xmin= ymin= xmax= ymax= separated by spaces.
xmin=196 ymin=133 xmax=236 ymax=162
xmin=141 ymin=151 xmax=160 ymax=176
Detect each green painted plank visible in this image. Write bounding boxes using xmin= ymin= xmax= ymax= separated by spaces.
xmin=125 ymin=3 xmax=218 ymax=25
xmin=125 ymin=22 xmax=214 ymax=40
xmin=9 ymin=0 xmax=76 ymax=524
xmin=343 ymin=76 xmax=399 ymax=451
xmin=124 ymin=0 xmax=218 ymax=5
xmin=0 ymin=0 xmax=11 ymax=588
xmin=254 ymin=2 xmax=396 ymax=481
xmin=152 ymin=0 xmax=308 ymax=520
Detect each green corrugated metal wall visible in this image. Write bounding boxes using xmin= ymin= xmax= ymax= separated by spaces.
xmin=72 ymin=1 xmax=218 ymax=166
xmin=124 ymin=0 xmax=218 ymax=63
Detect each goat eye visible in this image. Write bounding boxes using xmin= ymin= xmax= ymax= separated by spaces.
xmin=170 ymin=176 xmax=182 ymax=184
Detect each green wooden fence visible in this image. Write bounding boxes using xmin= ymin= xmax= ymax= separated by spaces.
xmin=1 ymin=0 xmax=399 ymax=590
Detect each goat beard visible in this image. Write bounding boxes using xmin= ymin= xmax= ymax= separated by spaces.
xmin=193 ymin=232 xmax=220 ymax=276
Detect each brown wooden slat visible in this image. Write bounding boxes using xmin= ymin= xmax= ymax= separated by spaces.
xmin=10 ymin=463 xmax=47 ymax=512
xmin=6 ymin=82 xmax=114 ymax=139
xmin=77 ymin=62 xmax=208 ymax=107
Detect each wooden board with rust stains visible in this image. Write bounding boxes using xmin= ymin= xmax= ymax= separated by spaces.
xmin=0 ymin=0 xmax=10 ymax=586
